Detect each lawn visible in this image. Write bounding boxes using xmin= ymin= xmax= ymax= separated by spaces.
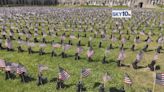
xmin=0 ymin=6 xmax=164 ymax=92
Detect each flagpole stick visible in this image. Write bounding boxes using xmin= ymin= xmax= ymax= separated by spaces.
xmin=103 ymin=72 xmax=107 ymax=90
xmin=152 ymin=66 xmax=156 ymax=92
xmin=104 ymin=81 xmax=106 ymax=89
xmin=80 ymin=73 xmax=82 ymax=81
xmin=127 ymin=83 xmax=132 ymax=91
xmin=124 ymin=82 xmax=126 ymax=91
xmin=80 ymin=71 xmax=83 ymax=92
xmin=57 ymin=64 xmax=62 ymax=89
xmin=7 ymin=70 xmax=10 ymax=79
xmin=22 ymin=73 xmax=25 ymax=83
xmin=80 ymin=71 xmax=83 ymax=82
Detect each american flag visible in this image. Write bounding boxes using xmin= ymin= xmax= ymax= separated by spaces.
xmin=26 ymin=33 xmax=31 ymax=38
xmin=2 ymin=30 xmax=6 ymax=35
xmin=111 ymin=36 xmax=117 ymax=42
xmin=39 ymin=43 xmax=47 ymax=48
xmin=27 ymin=42 xmax=35 ymax=47
xmin=105 ymin=46 xmax=111 ymax=56
xmin=81 ymin=68 xmax=91 ymax=78
xmin=124 ymin=73 xmax=132 ymax=85
xmin=156 ymin=73 xmax=164 ymax=85
xmin=63 ymin=44 xmax=71 ymax=51
xmin=5 ymin=38 xmax=12 ymax=49
xmin=140 ymin=31 xmax=145 ymax=35
xmin=19 ymin=32 xmax=23 ymax=36
xmin=101 ymin=31 xmax=105 ymax=35
xmin=157 ymin=37 xmax=163 ymax=45
xmin=52 ymin=43 xmax=61 ymax=48
xmin=121 ymin=37 xmax=126 ymax=44
xmin=70 ymin=34 xmax=76 ymax=39
xmin=87 ymin=47 xmax=94 ymax=58
xmin=103 ymin=35 xmax=109 ymax=40
xmin=43 ymin=32 xmax=47 ymax=37
xmin=147 ymin=38 xmax=152 ymax=44
xmin=5 ymin=65 xmax=12 ymax=71
xmin=117 ymin=49 xmax=125 ymax=61
xmin=77 ymin=46 xmax=83 ymax=54
xmin=16 ymin=66 xmax=22 ymax=74
xmin=4 ymin=62 xmax=12 ymax=71
xmin=134 ymin=38 xmax=140 ymax=43
xmin=34 ymin=32 xmax=38 ymax=37
xmin=136 ymin=51 xmax=144 ymax=61
xmin=153 ymin=53 xmax=158 ymax=60
xmin=89 ymin=36 xmax=92 ymax=41
xmin=103 ymin=72 xmax=112 ymax=82
xmin=38 ymin=64 xmax=48 ymax=73
xmin=61 ymin=34 xmax=66 ymax=40
xmin=0 ymin=59 xmax=6 ymax=68
xmin=58 ymin=67 xmax=70 ymax=81
xmin=9 ymin=30 xmax=14 ymax=36
xmin=11 ymin=62 xmax=19 ymax=72
xmin=136 ymin=37 xmax=140 ymax=43
xmin=16 ymin=65 xmax=27 ymax=74
xmin=94 ymin=31 xmax=98 ymax=35
xmin=17 ymin=39 xmax=23 ymax=44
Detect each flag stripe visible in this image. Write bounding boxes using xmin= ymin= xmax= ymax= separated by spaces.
xmin=59 ymin=67 xmax=70 ymax=81
xmin=156 ymin=73 xmax=164 ymax=85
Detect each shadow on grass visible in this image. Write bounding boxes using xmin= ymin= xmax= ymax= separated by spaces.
xmin=108 ymin=59 xmax=130 ymax=68
xmin=121 ymin=64 xmax=131 ymax=68
xmin=66 ymin=54 xmax=75 ymax=58
xmin=50 ymin=77 xmax=58 ymax=83
xmin=10 ymin=73 xmax=16 ymax=80
xmin=137 ymin=66 xmax=147 ymax=69
xmin=109 ymin=59 xmax=116 ymax=64
xmin=146 ymin=49 xmax=154 ymax=52
xmin=65 ymin=83 xmax=75 ymax=88
xmin=93 ymin=82 xmax=101 ymax=88
xmin=155 ymin=65 xmax=160 ymax=70
xmin=109 ymin=87 xmax=125 ymax=92
xmin=123 ymin=48 xmax=129 ymax=50
xmin=25 ymin=75 xmax=36 ymax=83
xmin=32 ymin=51 xmax=39 ymax=54
xmin=109 ymin=87 xmax=120 ymax=92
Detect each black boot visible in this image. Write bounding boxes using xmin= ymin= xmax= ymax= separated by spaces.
xmin=102 ymin=56 xmax=107 ymax=64
xmin=75 ymin=53 xmax=79 ymax=60
xmin=131 ymin=44 xmax=135 ymax=51
xmin=132 ymin=60 xmax=138 ymax=69
xmin=117 ymin=60 xmax=121 ymax=67
xmin=148 ymin=60 xmax=156 ymax=71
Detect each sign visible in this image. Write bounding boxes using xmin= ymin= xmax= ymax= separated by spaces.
xmin=112 ymin=10 xmax=132 ymax=18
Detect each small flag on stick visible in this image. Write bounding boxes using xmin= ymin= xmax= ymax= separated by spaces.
xmin=124 ymin=73 xmax=132 ymax=85
xmin=58 ymin=67 xmax=70 ymax=81
xmin=156 ymin=73 xmax=164 ymax=85
xmin=81 ymin=68 xmax=91 ymax=78
xmin=102 ymin=72 xmax=112 ymax=83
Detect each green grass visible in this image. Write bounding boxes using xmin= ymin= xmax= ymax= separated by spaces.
xmin=0 ymin=7 xmax=164 ymax=92
xmin=112 ymin=5 xmax=129 ymax=8
xmin=157 ymin=4 xmax=164 ymax=8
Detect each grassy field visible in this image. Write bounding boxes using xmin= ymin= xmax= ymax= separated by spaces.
xmin=0 ymin=6 xmax=164 ymax=92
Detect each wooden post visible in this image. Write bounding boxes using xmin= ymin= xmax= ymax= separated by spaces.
xmin=80 ymin=69 xmax=83 ymax=82
xmin=152 ymin=66 xmax=156 ymax=92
